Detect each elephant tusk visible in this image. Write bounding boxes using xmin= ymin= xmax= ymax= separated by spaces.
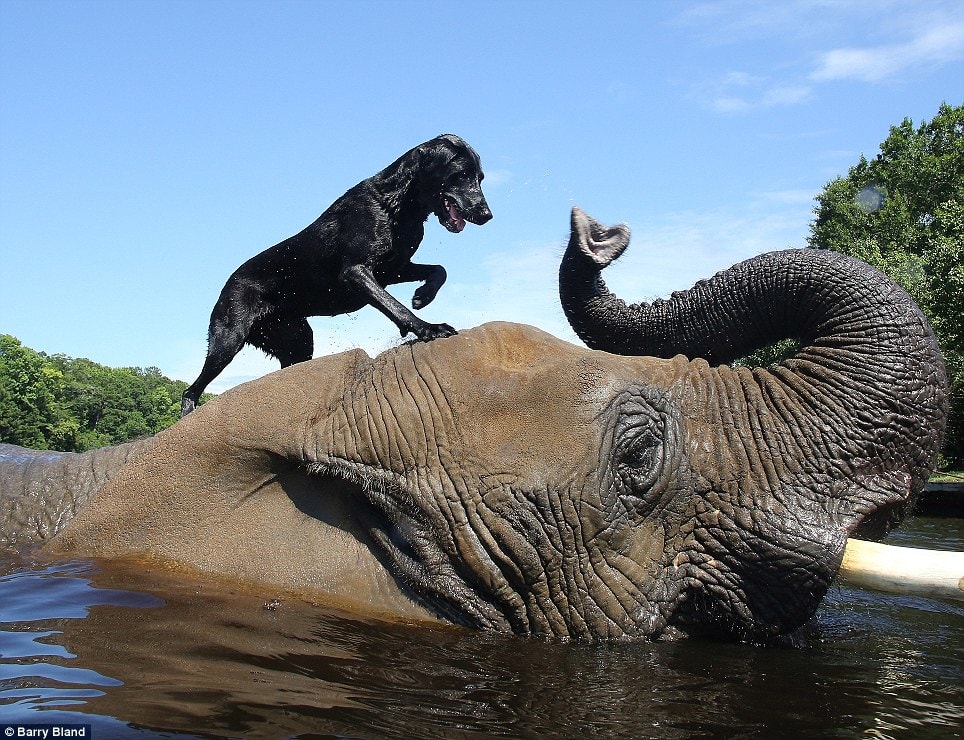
xmin=839 ymin=538 xmax=964 ymax=603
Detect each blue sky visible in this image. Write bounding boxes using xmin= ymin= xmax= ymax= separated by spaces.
xmin=2 ymin=0 xmax=962 ymax=393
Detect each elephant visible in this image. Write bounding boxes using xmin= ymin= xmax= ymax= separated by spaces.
xmin=0 ymin=208 xmax=951 ymax=642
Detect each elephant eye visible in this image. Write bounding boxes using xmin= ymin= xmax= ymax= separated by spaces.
xmin=599 ymin=387 xmax=677 ymax=519
xmin=615 ymin=420 xmax=664 ymax=494
xmin=621 ymin=431 xmax=659 ymax=470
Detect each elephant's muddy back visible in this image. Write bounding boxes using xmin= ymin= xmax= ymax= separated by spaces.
xmin=0 ymin=439 xmax=152 ymax=547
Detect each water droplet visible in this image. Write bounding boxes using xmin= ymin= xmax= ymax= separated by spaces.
xmin=855 ymin=184 xmax=884 ymax=213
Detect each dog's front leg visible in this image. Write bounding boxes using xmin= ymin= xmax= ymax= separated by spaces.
xmin=400 ymin=263 xmax=447 ymax=309
xmin=341 ymin=264 xmax=456 ymax=341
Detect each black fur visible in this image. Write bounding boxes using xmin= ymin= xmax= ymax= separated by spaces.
xmin=181 ymin=134 xmax=492 ymax=416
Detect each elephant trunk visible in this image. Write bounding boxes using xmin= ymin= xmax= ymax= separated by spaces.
xmin=560 ymin=207 xmax=943 ymax=367
xmin=556 ymin=208 xmax=951 ymax=639
xmin=559 ymin=208 xmax=949 ymax=530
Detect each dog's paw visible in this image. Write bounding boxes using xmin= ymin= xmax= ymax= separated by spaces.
xmin=412 ymin=285 xmax=439 ymax=310
xmin=415 ymin=322 xmax=457 ymax=341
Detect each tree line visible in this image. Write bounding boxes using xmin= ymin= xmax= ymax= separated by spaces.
xmin=0 ymin=334 xmax=213 ymax=452
xmin=2 ymin=104 xmax=961 ymax=467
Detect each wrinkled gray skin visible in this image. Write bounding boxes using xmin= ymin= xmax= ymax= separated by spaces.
xmin=0 ymin=208 xmax=948 ymax=643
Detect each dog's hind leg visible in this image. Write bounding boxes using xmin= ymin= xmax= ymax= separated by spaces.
xmin=181 ymin=291 xmax=260 ymax=416
xmin=181 ymin=326 xmax=251 ymax=416
xmin=249 ymin=314 xmax=314 ymax=368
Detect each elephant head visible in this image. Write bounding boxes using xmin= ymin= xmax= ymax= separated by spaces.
xmin=555 ymin=207 xmax=948 ymax=634
xmin=1 ymin=208 xmax=949 ymax=643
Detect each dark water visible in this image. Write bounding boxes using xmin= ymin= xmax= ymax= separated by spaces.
xmin=1 ymin=518 xmax=962 ymax=739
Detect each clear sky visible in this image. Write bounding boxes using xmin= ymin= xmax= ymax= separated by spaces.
xmin=2 ymin=0 xmax=962 ymax=393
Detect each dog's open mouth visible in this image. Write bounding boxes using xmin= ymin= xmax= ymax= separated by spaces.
xmin=441 ymin=197 xmax=466 ymax=233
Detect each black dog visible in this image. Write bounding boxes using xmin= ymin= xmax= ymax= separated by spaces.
xmin=181 ymin=134 xmax=492 ymax=416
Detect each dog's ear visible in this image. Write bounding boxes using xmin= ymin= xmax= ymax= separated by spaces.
xmin=437 ymin=134 xmax=481 ymax=172
xmin=436 ymin=133 xmax=465 ymax=150
xmin=417 ymin=138 xmax=456 ymax=178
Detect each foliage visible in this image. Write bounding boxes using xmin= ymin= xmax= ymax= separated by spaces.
xmin=0 ymin=334 xmax=213 ymax=452
xmin=808 ymin=102 xmax=964 ymax=468
xmin=0 ymin=335 xmax=77 ymax=449
xmin=733 ymin=339 xmax=799 ymax=371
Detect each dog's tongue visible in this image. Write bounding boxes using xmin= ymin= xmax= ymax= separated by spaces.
xmin=449 ymin=203 xmax=466 ymax=232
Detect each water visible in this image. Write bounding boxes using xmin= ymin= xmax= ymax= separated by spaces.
xmin=1 ymin=517 xmax=962 ymax=739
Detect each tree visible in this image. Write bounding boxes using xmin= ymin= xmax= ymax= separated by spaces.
xmin=0 ymin=335 xmax=214 ymax=452
xmin=808 ymin=102 xmax=964 ymax=468
xmin=0 ymin=335 xmax=77 ymax=449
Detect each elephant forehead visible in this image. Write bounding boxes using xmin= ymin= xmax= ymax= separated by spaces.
xmin=412 ymin=322 xmax=678 ymax=389
xmin=410 ymin=323 xmax=588 ymax=392
xmin=410 ymin=324 xmax=600 ymax=465
xmin=405 ymin=323 xmax=679 ymax=469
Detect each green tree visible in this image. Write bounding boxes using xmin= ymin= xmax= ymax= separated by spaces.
xmin=1 ymin=335 xmax=214 ymax=452
xmin=0 ymin=335 xmax=77 ymax=449
xmin=49 ymin=357 xmax=198 ymax=448
xmin=809 ymin=102 xmax=964 ymax=468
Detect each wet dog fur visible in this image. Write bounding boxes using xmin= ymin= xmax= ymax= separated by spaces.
xmin=181 ymin=134 xmax=492 ymax=416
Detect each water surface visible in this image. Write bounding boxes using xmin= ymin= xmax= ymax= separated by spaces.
xmin=1 ymin=516 xmax=962 ymax=738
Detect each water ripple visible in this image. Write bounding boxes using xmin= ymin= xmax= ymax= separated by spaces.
xmin=0 ymin=519 xmax=961 ymax=738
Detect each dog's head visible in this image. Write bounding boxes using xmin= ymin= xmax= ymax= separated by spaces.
xmin=418 ymin=134 xmax=493 ymax=233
